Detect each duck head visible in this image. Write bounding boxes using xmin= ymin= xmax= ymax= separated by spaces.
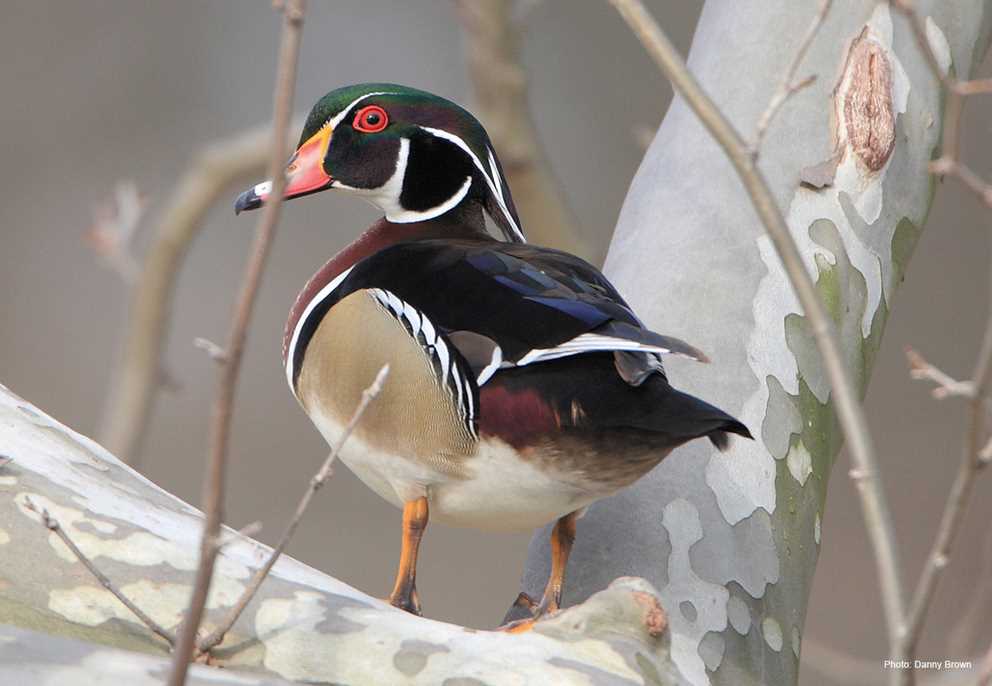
xmin=235 ymin=83 xmax=524 ymax=242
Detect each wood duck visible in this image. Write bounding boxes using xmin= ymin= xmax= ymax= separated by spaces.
xmin=235 ymin=83 xmax=750 ymax=627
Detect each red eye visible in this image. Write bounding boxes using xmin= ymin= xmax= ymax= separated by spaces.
xmin=352 ymin=105 xmax=388 ymax=133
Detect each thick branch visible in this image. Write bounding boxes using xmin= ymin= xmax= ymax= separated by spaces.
xmin=22 ymin=498 xmax=176 ymax=648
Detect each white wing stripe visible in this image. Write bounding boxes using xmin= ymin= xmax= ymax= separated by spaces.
xmin=476 ymin=344 xmax=504 ymax=386
xmin=515 ymin=333 xmax=672 ymax=366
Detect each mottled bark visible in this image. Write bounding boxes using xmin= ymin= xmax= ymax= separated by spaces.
xmin=0 ymin=383 xmax=686 ymax=684
xmin=516 ymin=2 xmax=991 ymax=685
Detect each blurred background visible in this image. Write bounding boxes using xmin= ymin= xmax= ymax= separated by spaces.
xmin=1 ymin=2 xmax=989 ymax=683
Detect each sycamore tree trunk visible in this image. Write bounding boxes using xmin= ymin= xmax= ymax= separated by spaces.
xmin=516 ymin=1 xmax=991 ymax=685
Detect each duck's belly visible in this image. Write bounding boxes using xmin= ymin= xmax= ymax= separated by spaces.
xmin=310 ymin=410 xmax=598 ymax=531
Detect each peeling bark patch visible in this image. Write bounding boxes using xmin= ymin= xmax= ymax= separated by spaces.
xmin=393 ymin=640 xmax=448 ymax=676
xmin=698 ymin=631 xmax=725 ymax=672
xmin=726 ymin=596 xmax=750 ymax=635
xmin=786 ymin=440 xmax=812 ymax=486
xmin=814 ymin=513 xmax=822 ymax=545
xmin=843 ymin=34 xmax=895 ymax=172
xmin=761 ymin=617 xmax=783 ymax=652
xmin=924 ymin=17 xmax=951 ymax=75
xmin=800 ymin=154 xmax=841 ymax=189
xmin=678 ymin=601 xmax=697 ymax=623
xmin=659 ymin=499 xmax=729 ymax=684
xmin=791 ymin=625 xmax=801 ymax=657
xmin=548 ymin=658 xmax=641 ymax=686
xmin=0 ymin=528 xmax=9 ymax=545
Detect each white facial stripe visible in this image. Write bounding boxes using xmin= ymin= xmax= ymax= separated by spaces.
xmin=253 ymin=181 xmax=273 ymax=197
xmin=418 ymin=126 xmax=525 ymax=242
xmin=487 ymin=148 xmax=505 ymax=204
xmin=388 ymin=176 xmax=472 ymax=224
xmin=285 ymin=266 xmax=355 ymax=393
xmin=327 ymin=91 xmax=399 ymax=130
xmin=335 ymin=136 xmax=473 ymax=224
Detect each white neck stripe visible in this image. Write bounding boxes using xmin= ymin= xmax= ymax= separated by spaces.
xmin=418 ymin=126 xmax=525 ymax=242
xmin=285 ymin=265 xmax=355 ymax=394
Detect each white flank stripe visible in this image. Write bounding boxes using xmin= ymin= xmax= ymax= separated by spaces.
xmin=286 ymin=266 xmax=355 ymax=392
xmin=435 ymin=338 xmax=450 ymax=386
xmin=402 ymin=302 xmax=421 ymax=336
xmin=420 ymin=316 xmax=436 ymax=346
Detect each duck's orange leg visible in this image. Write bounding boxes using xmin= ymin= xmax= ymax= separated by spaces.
xmin=388 ymin=496 xmax=429 ymax=616
xmin=504 ymin=510 xmax=578 ymax=633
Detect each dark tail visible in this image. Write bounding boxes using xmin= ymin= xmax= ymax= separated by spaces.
xmin=631 ymin=378 xmax=753 ymax=452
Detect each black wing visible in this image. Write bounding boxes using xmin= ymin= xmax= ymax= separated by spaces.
xmin=295 ymin=239 xmax=707 ymax=388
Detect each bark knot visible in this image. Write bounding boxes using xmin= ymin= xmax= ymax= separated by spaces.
xmin=842 ymin=31 xmax=895 ymax=172
xmin=631 ymin=590 xmax=668 ymax=637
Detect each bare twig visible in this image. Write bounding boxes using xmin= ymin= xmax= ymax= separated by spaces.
xmin=900 ymin=276 xmax=992 ymax=676
xmin=752 ymin=0 xmax=832 ymax=157
xmin=452 ymin=0 xmax=590 ymax=259
xmin=166 ymin=2 xmax=307 ymax=683
xmin=23 ymin=497 xmax=175 ymax=648
xmin=905 ymin=347 xmax=975 ymax=399
xmin=193 ymin=337 xmax=228 ymax=364
xmin=607 ymin=0 xmax=905 ymax=663
xmin=955 ymin=79 xmax=992 ymax=95
xmin=892 ymin=1 xmax=992 ymax=210
xmin=980 ymin=643 xmax=992 ymax=686
xmin=947 ymin=528 xmax=992 ymax=656
xmin=85 ymin=181 xmax=145 ymax=283
xmin=98 ymin=123 xmax=303 ymax=466
xmin=196 ymin=365 xmax=388 ymax=655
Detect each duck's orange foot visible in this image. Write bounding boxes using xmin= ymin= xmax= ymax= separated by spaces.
xmin=495 ymin=592 xmax=560 ymax=633
xmin=387 ymin=585 xmax=422 ymax=616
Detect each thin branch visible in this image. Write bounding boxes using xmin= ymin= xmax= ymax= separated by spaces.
xmin=955 ymin=78 xmax=992 ymax=95
xmin=196 ymin=365 xmax=389 ymax=655
xmin=98 ymin=123 xmax=297 ymax=466
xmin=166 ymin=2 xmax=307 ymax=684
xmin=888 ymin=5 xmax=992 ymax=682
xmin=900 ymin=275 xmax=992 ymax=673
xmin=84 ymin=181 xmax=145 ymax=283
xmin=23 ymin=497 xmax=175 ymax=648
xmin=752 ymin=0 xmax=832 ymax=157
xmin=452 ymin=0 xmax=590 ymax=259
xmin=893 ymin=1 xmax=992 ymax=210
xmin=980 ymin=643 xmax=992 ymax=686
xmin=905 ymin=347 xmax=975 ymax=399
xmin=607 ymin=0 xmax=906 ymax=663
